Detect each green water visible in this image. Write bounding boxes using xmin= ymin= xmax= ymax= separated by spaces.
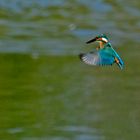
xmin=0 ymin=0 xmax=140 ymax=140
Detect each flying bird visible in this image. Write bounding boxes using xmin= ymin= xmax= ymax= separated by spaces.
xmin=79 ymin=34 xmax=124 ymax=69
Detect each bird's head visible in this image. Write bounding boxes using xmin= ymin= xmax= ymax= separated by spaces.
xmin=86 ymin=34 xmax=109 ymax=44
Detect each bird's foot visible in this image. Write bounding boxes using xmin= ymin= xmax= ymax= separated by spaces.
xmin=115 ymin=57 xmax=119 ymax=64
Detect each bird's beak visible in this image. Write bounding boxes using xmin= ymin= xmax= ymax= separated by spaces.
xmin=86 ymin=37 xmax=97 ymax=44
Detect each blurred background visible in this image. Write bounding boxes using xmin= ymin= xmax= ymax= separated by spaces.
xmin=0 ymin=0 xmax=140 ymax=140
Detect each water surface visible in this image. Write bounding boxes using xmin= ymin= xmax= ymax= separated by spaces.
xmin=0 ymin=0 xmax=140 ymax=140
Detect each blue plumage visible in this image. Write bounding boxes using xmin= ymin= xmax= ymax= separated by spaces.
xmin=79 ymin=34 xmax=124 ymax=69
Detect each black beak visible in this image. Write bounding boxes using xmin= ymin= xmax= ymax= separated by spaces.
xmin=86 ymin=37 xmax=97 ymax=44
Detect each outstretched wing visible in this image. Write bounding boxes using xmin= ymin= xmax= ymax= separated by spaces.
xmin=79 ymin=49 xmax=115 ymax=66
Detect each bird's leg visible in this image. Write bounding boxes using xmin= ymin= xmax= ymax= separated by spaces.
xmin=115 ymin=57 xmax=119 ymax=64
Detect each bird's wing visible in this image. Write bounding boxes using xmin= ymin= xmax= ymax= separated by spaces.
xmin=110 ymin=47 xmax=124 ymax=69
xmin=104 ymin=42 xmax=124 ymax=68
xmin=79 ymin=48 xmax=115 ymax=66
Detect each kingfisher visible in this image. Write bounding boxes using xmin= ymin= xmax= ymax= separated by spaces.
xmin=79 ymin=34 xmax=124 ymax=69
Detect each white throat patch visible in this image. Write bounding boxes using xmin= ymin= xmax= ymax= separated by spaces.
xmin=101 ymin=37 xmax=108 ymax=43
